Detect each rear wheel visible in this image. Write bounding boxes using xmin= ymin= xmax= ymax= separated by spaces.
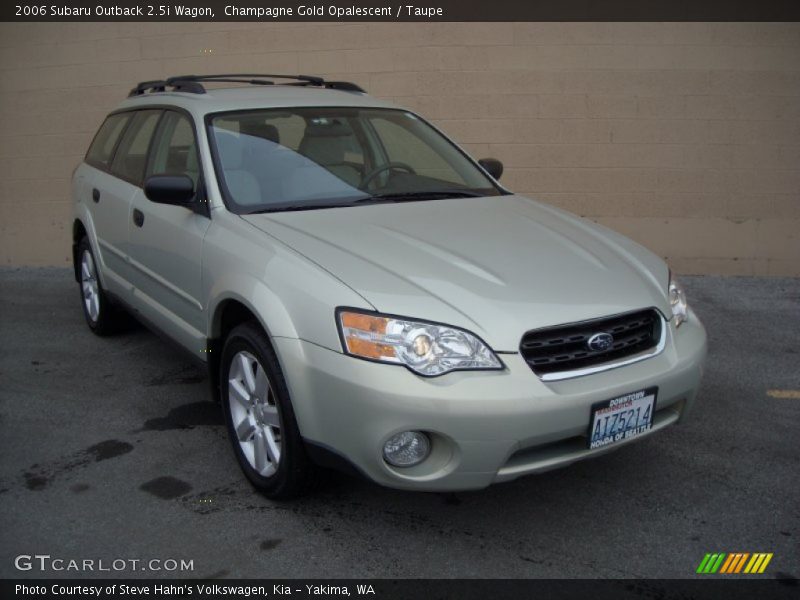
xmin=77 ymin=237 xmax=124 ymax=336
xmin=221 ymin=322 xmax=315 ymax=499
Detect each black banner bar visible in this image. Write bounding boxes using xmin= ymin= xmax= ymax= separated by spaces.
xmin=2 ymin=579 xmax=799 ymax=600
xmin=4 ymin=0 xmax=800 ymax=22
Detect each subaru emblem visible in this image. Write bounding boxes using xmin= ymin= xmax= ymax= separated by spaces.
xmin=587 ymin=332 xmax=614 ymax=352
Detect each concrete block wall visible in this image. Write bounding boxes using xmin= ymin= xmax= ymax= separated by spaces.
xmin=0 ymin=22 xmax=798 ymax=274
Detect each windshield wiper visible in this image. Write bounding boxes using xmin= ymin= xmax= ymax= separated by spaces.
xmin=360 ymin=190 xmax=483 ymax=203
xmin=244 ymin=190 xmax=483 ymax=214
xmin=245 ymin=200 xmax=357 ymax=214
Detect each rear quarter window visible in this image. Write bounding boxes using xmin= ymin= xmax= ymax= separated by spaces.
xmin=86 ymin=113 xmax=130 ymax=169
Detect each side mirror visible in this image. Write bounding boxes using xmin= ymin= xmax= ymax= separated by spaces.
xmin=144 ymin=174 xmax=195 ymax=206
xmin=478 ymin=158 xmax=503 ymax=181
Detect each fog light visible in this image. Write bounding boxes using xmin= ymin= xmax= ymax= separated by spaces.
xmin=382 ymin=431 xmax=431 ymax=467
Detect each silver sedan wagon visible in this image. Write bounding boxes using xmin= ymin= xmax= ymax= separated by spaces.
xmin=72 ymin=74 xmax=707 ymax=498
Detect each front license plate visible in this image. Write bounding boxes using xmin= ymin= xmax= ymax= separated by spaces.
xmin=588 ymin=387 xmax=657 ymax=449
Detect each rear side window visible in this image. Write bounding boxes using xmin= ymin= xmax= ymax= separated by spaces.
xmin=110 ymin=110 xmax=162 ymax=184
xmin=86 ymin=113 xmax=130 ymax=168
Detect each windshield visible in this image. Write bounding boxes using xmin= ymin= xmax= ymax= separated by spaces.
xmin=207 ymin=107 xmax=502 ymax=213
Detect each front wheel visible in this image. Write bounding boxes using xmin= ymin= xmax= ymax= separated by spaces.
xmin=220 ymin=322 xmax=315 ymax=499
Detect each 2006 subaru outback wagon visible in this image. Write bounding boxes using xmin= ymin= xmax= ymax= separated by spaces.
xmin=72 ymin=74 xmax=707 ymax=498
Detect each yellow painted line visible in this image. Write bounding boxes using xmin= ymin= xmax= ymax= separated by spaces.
xmin=734 ymin=553 xmax=750 ymax=573
xmin=744 ymin=554 xmax=759 ymax=573
xmin=767 ymin=390 xmax=800 ymax=399
xmin=758 ymin=553 xmax=774 ymax=574
xmin=750 ymin=553 xmax=767 ymax=573
xmin=720 ymin=554 xmax=736 ymax=573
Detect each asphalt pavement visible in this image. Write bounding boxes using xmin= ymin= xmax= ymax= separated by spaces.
xmin=0 ymin=268 xmax=798 ymax=580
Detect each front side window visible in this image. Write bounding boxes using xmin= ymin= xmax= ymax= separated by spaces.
xmin=208 ymin=108 xmax=501 ymax=214
xmin=370 ymin=117 xmax=462 ymax=185
xmin=86 ymin=113 xmax=130 ymax=169
xmin=110 ymin=110 xmax=162 ymax=184
xmin=147 ymin=111 xmax=201 ymax=187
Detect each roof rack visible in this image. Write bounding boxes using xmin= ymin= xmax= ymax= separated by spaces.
xmin=128 ymin=74 xmax=366 ymax=97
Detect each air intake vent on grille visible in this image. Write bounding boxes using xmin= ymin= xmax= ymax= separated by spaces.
xmin=520 ymin=309 xmax=662 ymax=378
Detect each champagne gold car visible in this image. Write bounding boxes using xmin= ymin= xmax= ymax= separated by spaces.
xmin=72 ymin=74 xmax=707 ymax=498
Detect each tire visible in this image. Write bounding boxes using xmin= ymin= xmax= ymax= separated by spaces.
xmin=76 ymin=237 xmax=125 ymax=336
xmin=220 ymin=321 xmax=316 ymax=499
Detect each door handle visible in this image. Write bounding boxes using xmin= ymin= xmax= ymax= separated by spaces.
xmin=92 ymin=188 xmax=100 ymax=203
xmin=132 ymin=209 xmax=144 ymax=228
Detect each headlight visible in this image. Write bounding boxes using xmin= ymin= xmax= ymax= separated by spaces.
xmin=668 ymin=274 xmax=688 ymax=327
xmin=337 ymin=309 xmax=502 ymax=376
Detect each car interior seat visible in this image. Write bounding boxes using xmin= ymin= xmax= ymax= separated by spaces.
xmin=215 ymin=131 xmax=262 ymax=206
xmin=298 ymin=119 xmax=362 ymax=187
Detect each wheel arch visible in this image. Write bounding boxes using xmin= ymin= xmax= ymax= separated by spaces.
xmin=212 ymin=297 xmax=263 ymax=340
xmin=72 ymin=219 xmax=88 ymax=282
xmin=71 ymin=208 xmax=106 ymax=289
xmin=209 ymin=290 xmax=298 ymax=341
xmin=206 ymin=285 xmax=299 ymax=402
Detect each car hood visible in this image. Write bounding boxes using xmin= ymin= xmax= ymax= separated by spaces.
xmin=242 ymin=195 xmax=671 ymax=351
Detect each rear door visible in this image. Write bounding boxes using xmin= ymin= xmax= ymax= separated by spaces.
xmin=82 ymin=112 xmax=134 ymax=295
xmin=104 ymin=109 xmax=164 ymax=292
xmin=127 ymin=110 xmax=211 ymax=354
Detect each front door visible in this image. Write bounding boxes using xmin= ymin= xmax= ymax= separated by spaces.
xmin=127 ymin=110 xmax=211 ymax=354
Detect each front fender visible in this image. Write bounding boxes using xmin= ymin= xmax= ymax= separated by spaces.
xmin=202 ymin=212 xmax=374 ymax=353
xmin=207 ymin=275 xmax=297 ymax=341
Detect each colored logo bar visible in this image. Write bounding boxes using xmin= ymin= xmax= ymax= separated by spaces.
xmin=696 ymin=553 xmax=773 ymax=574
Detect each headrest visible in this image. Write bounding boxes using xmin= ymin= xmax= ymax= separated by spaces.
xmin=303 ymin=119 xmax=353 ymax=138
xmin=299 ymin=119 xmax=356 ymax=166
xmin=240 ymin=119 xmax=280 ymax=144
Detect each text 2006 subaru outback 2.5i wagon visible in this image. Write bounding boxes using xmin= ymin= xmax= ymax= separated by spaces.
xmin=72 ymin=74 xmax=707 ymax=498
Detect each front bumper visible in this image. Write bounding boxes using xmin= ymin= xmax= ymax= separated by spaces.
xmin=276 ymin=310 xmax=707 ymax=491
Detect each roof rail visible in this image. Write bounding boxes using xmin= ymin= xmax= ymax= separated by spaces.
xmin=290 ymin=80 xmax=366 ymax=93
xmin=128 ymin=73 xmax=366 ymax=97
xmin=128 ymin=80 xmax=168 ymax=96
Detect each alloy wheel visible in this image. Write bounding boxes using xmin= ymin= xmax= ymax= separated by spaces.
xmin=227 ymin=351 xmax=282 ymax=477
xmin=80 ymin=250 xmax=100 ymax=323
